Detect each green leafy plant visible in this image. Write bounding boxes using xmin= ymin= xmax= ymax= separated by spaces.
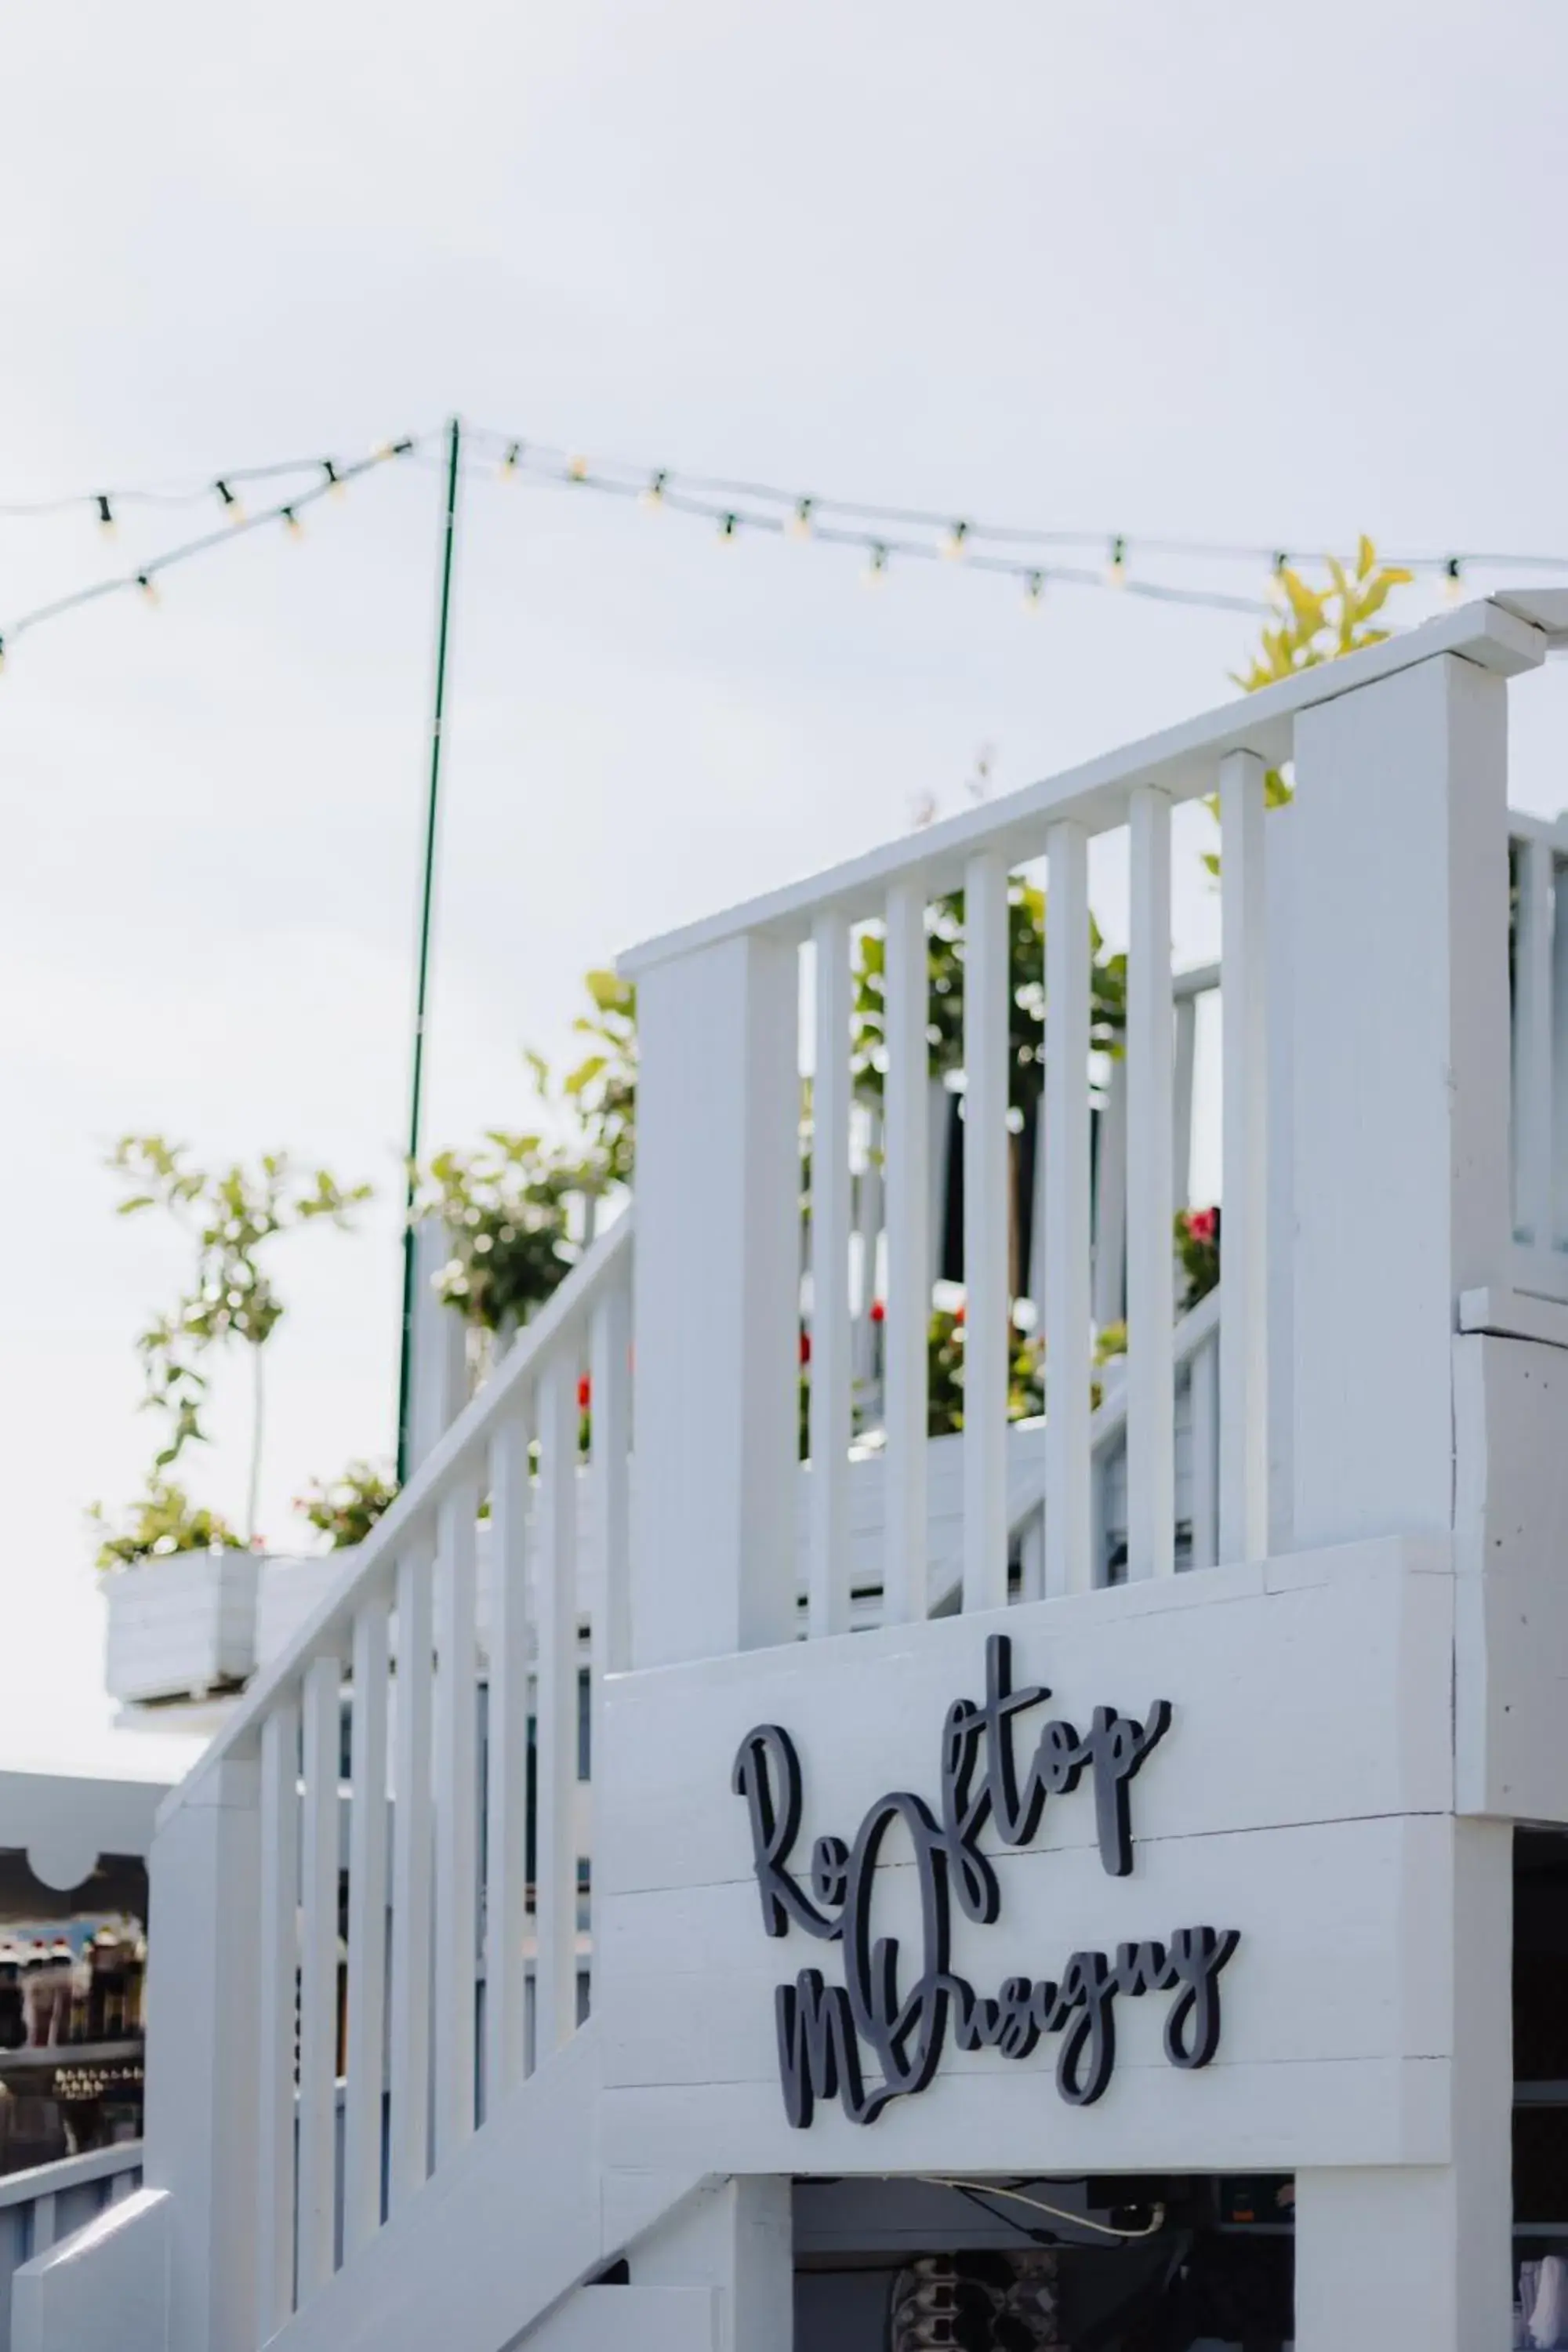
xmin=423 ymin=971 xmax=637 ymax=1336
xmin=89 ymin=1478 xmax=245 ymax=1573
xmin=1175 ymin=1207 xmax=1220 ymax=1311
xmin=107 ymin=1138 xmax=372 ymax=1541
xmin=295 ymin=1461 xmax=399 ymax=1550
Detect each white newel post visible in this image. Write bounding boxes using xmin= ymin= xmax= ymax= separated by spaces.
xmin=1290 ymin=651 xmax=1512 ymax=1546
xmin=1294 ymin=1817 xmax=1513 ymax=2352
xmin=631 ymin=933 xmax=801 ymax=1666
xmin=142 ymin=1761 xmax=262 ymax=2352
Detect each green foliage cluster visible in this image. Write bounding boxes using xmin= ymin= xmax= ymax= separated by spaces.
xmin=101 ymin=1138 xmax=372 ymax=1560
xmin=294 ymin=1460 xmax=399 ymax=1551
xmin=89 ymin=1478 xmax=244 ymax=1573
xmin=424 ymin=971 xmax=637 ymax=1334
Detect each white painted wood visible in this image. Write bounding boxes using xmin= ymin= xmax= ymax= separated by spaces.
xmin=1045 ymin=820 xmax=1093 ymax=1596
xmin=13 ymin=2183 xmax=167 ymax=2352
xmin=343 ymin=1591 xmax=389 ymax=2255
xmin=433 ymin=1476 xmax=479 ymax=2164
xmin=1292 ymin=655 xmax=1512 ymax=1544
xmin=1219 ymin=747 xmax=1269 ymax=1563
xmin=388 ymin=1540 xmax=434 ymax=2210
xmin=535 ymin=1352 xmax=580 ymax=2056
xmin=1091 ymin=1056 xmax=1127 ymax=1331
xmin=1266 ymin=800 xmax=1297 ymax=1555
xmin=1514 ymin=834 xmax=1555 ymax=1245
xmin=296 ymin=1655 xmax=342 ymax=2303
xmin=1171 ymin=991 xmax=1196 ymax=1210
xmin=1552 ymin=855 xmax=1568 ymax=1247
xmin=882 ymin=876 xmax=930 ymax=1623
xmin=1294 ymin=1820 xmax=1512 ymax=2352
xmin=1189 ymin=1327 xmax=1218 ymax=1571
xmin=29 ymin=2194 xmax=56 ymax=2257
xmin=631 ymin=937 xmax=800 ymax=1664
xmin=1127 ymin=786 xmax=1175 ymax=1578
xmin=808 ymin=907 xmax=853 ymax=1638
xmin=408 ymin=1214 xmax=467 ymax=1471
xmin=591 ymin=1279 xmax=633 ymax=1674
xmin=485 ymin=1406 xmax=532 ymax=2106
xmin=621 ymin=600 xmax=1543 ymax=974
xmin=1458 ymin=1283 xmax=1568 ymax=1347
xmin=256 ymin=1701 xmax=299 ymax=2341
xmin=962 ymin=849 xmax=1010 ymax=1613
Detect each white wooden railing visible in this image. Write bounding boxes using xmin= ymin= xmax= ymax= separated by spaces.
xmin=1511 ymin=813 xmax=1568 ymax=1302
xmin=153 ymin=1214 xmax=632 ymax=2348
xmin=0 ymin=2144 xmax=143 ymax=2351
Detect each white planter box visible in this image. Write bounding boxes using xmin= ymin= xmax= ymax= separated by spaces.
xmin=103 ymin=1551 xmax=263 ymax=1705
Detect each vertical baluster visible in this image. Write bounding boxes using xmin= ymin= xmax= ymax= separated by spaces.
xmin=853 ymin=1104 xmax=885 ymax=1406
xmin=1045 ymin=820 xmax=1093 ymax=1595
xmin=1091 ymin=1058 xmax=1127 ymax=1330
xmin=963 ymin=850 xmax=1010 ymax=1612
xmin=433 ymin=1471 xmax=479 ymax=2164
xmin=1219 ymin=749 xmax=1269 ymax=1563
xmin=343 ymin=1592 xmax=390 ymax=2253
xmin=485 ymin=1405 xmax=532 ymax=2108
xmin=256 ymin=1696 xmax=300 ymax=2340
xmin=1127 ymin=786 xmax=1175 ymax=1578
xmin=592 ymin=1273 xmax=633 ymax=1676
xmin=1172 ymin=988 xmax=1197 ymax=1211
xmin=808 ymin=909 xmax=852 ymax=1636
xmin=388 ymin=1537 xmax=434 ymax=2210
xmin=1189 ymin=1330 xmax=1219 ymax=1570
xmin=535 ymin=1350 xmax=579 ymax=2056
xmin=1515 ymin=834 xmax=1555 ymax=1249
xmin=884 ymin=877 xmax=930 ymax=1622
xmin=296 ymin=1654 xmax=343 ymax=2300
xmin=1553 ymin=853 xmax=1568 ymax=1249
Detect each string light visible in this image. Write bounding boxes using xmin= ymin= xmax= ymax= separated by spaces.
xmin=717 ymin=510 xmax=739 ymax=545
xmin=941 ymin=520 xmax=970 ymax=561
xmin=640 ymin=469 xmax=667 ymax=511
xmin=863 ymin=542 xmax=889 ymax=588
xmin=135 ymin=572 xmax=158 ymax=606
xmin=566 ymin=455 xmax=588 ymax=482
xmin=1106 ymin=533 xmax=1127 ymax=587
xmin=1269 ymin=550 xmax=1289 ymax=597
xmin=500 ymin=442 xmax=521 ymax=479
xmin=215 ymin=479 xmax=243 ymax=523
xmin=789 ymin=495 xmax=815 ymax=541
xmin=1022 ymin=569 xmax=1045 ymax=612
xmin=1443 ymin=555 xmax=1464 ymax=605
xmin=322 ymin=459 xmax=344 ymax=499
xmin=281 ymin=506 xmax=303 ymax=538
xmin=96 ymin=495 xmax=114 ymax=537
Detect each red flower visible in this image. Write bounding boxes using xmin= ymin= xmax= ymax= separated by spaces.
xmin=577 ymin=1373 xmax=591 ymax=1410
xmin=799 ymin=1329 xmax=811 ymax=1365
xmin=869 ymin=1299 xmax=886 ymax=1324
xmin=1186 ymin=1207 xmax=1218 ymax=1245
xmin=953 ymin=1302 xmax=966 ymax=1326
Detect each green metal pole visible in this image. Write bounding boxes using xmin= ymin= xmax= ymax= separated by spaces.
xmin=397 ymin=414 xmax=463 ymax=1482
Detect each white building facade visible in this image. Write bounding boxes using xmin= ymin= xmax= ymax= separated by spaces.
xmin=22 ymin=593 xmax=1568 ymax=2352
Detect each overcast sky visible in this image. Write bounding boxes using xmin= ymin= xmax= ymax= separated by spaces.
xmin=5 ymin=0 xmax=1568 ymax=1778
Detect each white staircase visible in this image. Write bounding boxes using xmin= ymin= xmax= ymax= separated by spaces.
xmin=25 ymin=587 xmax=1568 ymax=2352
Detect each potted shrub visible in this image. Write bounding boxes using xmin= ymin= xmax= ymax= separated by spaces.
xmin=93 ymin=1479 xmax=261 ymax=1704
xmin=96 ymin=1138 xmax=372 ymax=1705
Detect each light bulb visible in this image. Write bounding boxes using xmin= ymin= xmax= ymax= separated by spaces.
xmin=640 ymin=470 xmax=667 ymax=512
xmin=1268 ymin=550 xmax=1288 ymax=598
xmin=788 ymin=496 xmax=815 ymax=542
xmin=500 ymin=442 xmax=521 ymax=479
xmin=717 ymin=511 xmax=739 ymax=545
xmin=282 ymin=506 xmax=303 ymax=539
xmin=863 ymin=543 xmax=889 ymax=589
xmin=322 ymin=459 xmax=345 ymax=499
xmin=136 ymin=572 xmax=159 ymax=607
xmin=1443 ymin=557 xmax=1463 ymax=606
xmin=566 ymin=454 xmax=588 ymax=482
xmin=215 ymin=479 xmax=244 ymax=523
xmin=96 ymin=495 xmax=114 ymax=537
xmin=941 ymin=520 xmax=969 ymax=561
xmin=1022 ymin=570 xmax=1044 ymax=612
xmin=1106 ymin=534 xmax=1127 ymax=587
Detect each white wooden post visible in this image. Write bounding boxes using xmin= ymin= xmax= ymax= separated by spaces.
xmin=1290 ymin=652 xmax=1512 ymax=1546
xmin=631 ymin=935 xmax=801 ymax=1665
xmin=408 ymin=1214 xmax=466 ymax=1470
xmin=142 ymin=1763 xmax=261 ymax=2352
xmin=1293 ymin=1817 xmax=1512 ymax=2352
